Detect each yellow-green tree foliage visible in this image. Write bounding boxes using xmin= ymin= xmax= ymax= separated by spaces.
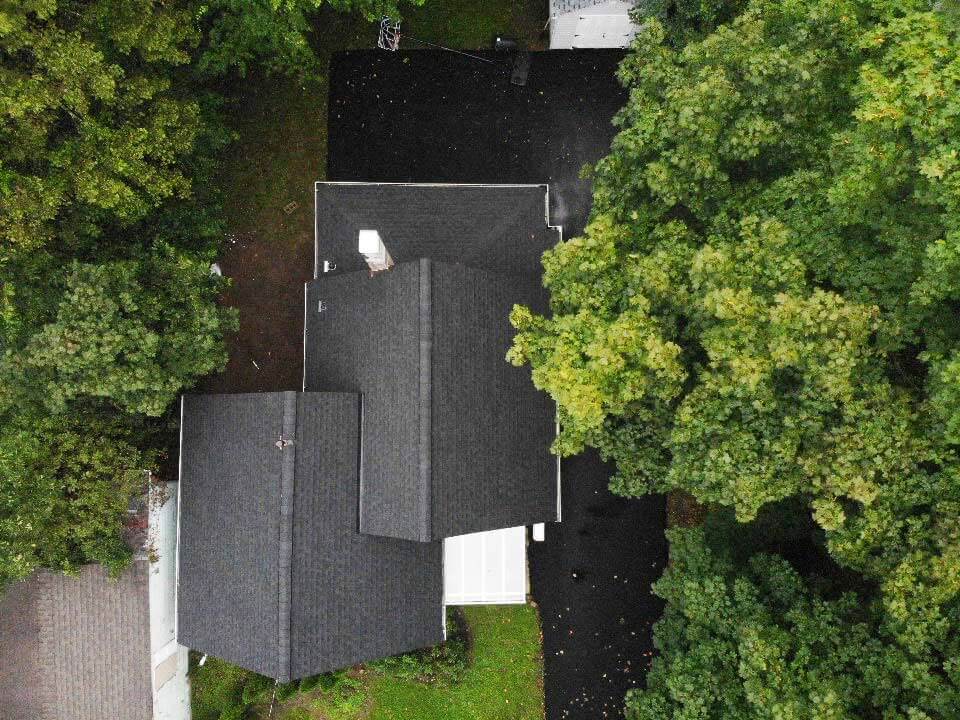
xmin=509 ymin=0 xmax=959 ymax=678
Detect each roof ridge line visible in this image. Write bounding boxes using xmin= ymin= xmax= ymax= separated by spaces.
xmin=418 ymin=259 xmax=433 ymax=542
xmin=277 ymin=391 xmax=297 ymax=682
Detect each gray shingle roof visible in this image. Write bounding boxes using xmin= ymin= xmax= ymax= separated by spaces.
xmin=314 ymin=183 xmax=559 ymax=280
xmin=304 ymin=260 xmax=557 ymax=543
xmin=176 ymin=392 xmax=443 ymax=681
xmin=0 ymin=563 xmax=153 ymax=720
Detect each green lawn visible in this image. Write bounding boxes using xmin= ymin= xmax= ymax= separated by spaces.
xmin=191 ymin=653 xmax=264 ymax=720
xmin=387 ymin=2 xmax=547 ymax=50
xmin=190 ymin=605 xmax=544 ymax=720
xmin=271 ymin=605 xmax=544 ymax=720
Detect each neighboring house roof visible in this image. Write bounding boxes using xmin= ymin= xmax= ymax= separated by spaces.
xmin=313 ymin=183 xmax=558 ymax=279
xmin=304 ymin=259 xmax=557 ymax=542
xmin=552 ymin=0 xmax=628 ymax=13
xmin=0 ymin=563 xmax=153 ymax=720
xmin=176 ymin=392 xmax=444 ymax=682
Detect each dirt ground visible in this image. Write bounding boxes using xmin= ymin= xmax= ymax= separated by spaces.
xmin=199 ymin=74 xmax=326 ymax=395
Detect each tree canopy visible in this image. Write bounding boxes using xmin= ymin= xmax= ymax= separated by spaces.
xmin=631 ymin=526 xmax=960 ymax=720
xmin=196 ymin=0 xmax=425 ymax=77
xmin=508 ymin=0 xmax=960 ymax=714
xmin=0 ymin=411 xmax=150 ymax=586
xmin=2 ymin=0 xmax=418 ymax=587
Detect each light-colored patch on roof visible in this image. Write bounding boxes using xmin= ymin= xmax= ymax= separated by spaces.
xmin=552 ymin=0 xmax=621 ymax=13
xmin=1 ymin=562 xmax=153 ymax=720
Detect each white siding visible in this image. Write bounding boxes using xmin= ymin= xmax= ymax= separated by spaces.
xmin=149 ymin=482 xmax=191 ymax=720
xmin=443 ymin=527 xmax=528 ymax=605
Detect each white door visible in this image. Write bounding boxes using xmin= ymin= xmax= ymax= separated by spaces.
xmin=443 ymin=526 xmax=527 ymax=605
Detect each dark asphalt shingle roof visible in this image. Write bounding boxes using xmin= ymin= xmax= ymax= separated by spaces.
xmin=314 ymin=183 xmax=559 ymax=279
xmin=177 ymin=392 xmax=284 ymax=677
xmin=304 ymin=260 xmax=557 ymax=543
xmin=177 ymin=392 xmax=443 ymax=681
xmin=0 ymin=563 xmax=153 ymax=720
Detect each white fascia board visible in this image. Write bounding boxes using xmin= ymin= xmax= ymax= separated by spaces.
xmin=173 ymin=400 xmax=184 ymax=643
xmin=151 ymin=477 xmax=192 ymax=720
xmin=301 ymin=283 xmax=308 ymax=392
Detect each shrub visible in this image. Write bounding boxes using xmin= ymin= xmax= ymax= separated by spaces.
xmin=370 ymin=608 xmax=471 ymax=685
xmin=0 ymin=411 xmax=151 ymax=588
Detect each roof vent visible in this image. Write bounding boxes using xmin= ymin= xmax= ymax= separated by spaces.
xmin=358 ymin=230 xmax=393 ymax=274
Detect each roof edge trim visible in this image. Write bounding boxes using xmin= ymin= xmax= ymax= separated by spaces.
xmin=174 ymin=396 xmax=184 ymax=645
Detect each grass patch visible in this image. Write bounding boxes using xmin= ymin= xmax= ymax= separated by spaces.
xmin=271 ymin=605 xmax=544 ymax=720
xmin=191 ymin=606 xmax=543 ymax=720
xmin=395 ymin=1 xmax=547 ymax=50
xmin=366 ymin=605 xmax=544 ymax=720
xmin=190 ymin=653 xmax=260 ymax=720
xmin=310 ymin=0 xmax=547 ymax=58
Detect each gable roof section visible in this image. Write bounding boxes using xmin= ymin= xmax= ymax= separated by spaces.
xmin=305 ymin=266 xmax=426 ymax=540
xmin=314 ymin=183 xmax=559 ymax=280
xmin=0 ymin=563 xmax=153 ymax=720
xmin=177 ymin=392 xmax=443 ymax=681
xmin=177 ymin=392 xmax=283 ymax=677
xmin=304 ymin=260 xmax=557 ymax=543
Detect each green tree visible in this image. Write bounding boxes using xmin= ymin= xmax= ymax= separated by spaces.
xmin=642 ymin=0 xmax=748 ymax=46
xmin=1 ymin=1 xmax=237 ymax=583
xmin=508 ymin=0 xmax=960 ymax=673
xmin=195 ymin=0 xmax=426 ymax=77
xmin=627 ymin=527 xmax=960 ymax=720
xmin=0 ymin=0 xmax=204 ymax=260
xmin=3 ymin=244 xmax=236 ymax=417
xmin=0 ymin=410 xmax=151 ymax=586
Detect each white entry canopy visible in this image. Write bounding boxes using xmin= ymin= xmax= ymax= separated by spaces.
xmin=443 ymin=526 xmax=528 ymax=605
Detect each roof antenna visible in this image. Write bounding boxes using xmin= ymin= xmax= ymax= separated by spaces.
xmin=378 ymin=16 xmax=498 ymax=65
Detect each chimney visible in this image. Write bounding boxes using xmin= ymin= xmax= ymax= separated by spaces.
xmin=358 ymin=230 xmax=394 ymax=274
